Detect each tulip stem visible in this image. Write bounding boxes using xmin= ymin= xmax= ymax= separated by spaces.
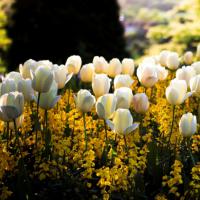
xmin=6 ymin=122 xmax=9 ymax=148
xmin=185 ymin=138 xmax=196 ymax=166
xmin=168 ymin=105 xmax=175 ymax=145
xmin=35 ymin=92 xmax=41 ymax=148
xmin=198 ymin=102 xmax=200 ymax=123
xmin=104 ymin=119 xmax=108 ymax=142
xmin=83 ymin=112 xmax=88 ymax=152
xmin=123 ymin=135 xmax=128 ymax=153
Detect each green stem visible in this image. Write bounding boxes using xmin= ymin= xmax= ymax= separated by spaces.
xmin=35 ymin=92 xmax=41 ymax=148
xmin=124 ymin=135 xmax=128 ymax=153
xmin=198 ymin=101 xmax=200 ymax=123
xmin=104 ymin=119 xmax=108 ymax=142
xmin=168 ymin=105 xmax=176 ymax=145
xmin=185 ymin=138 xmax=196 ymax=166
xmin=6 ymin=122 xmax=9 ymax=148
xmin=83 ymin=112 xmax=88 ymax=152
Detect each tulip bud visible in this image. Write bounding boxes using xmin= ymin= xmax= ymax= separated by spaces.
xmin=137 ymin=63 xmax=158 ymax=87
xmin=74 ymin=89 xmax=96 ymax=113
xmin=93 ymin=56 xmax=108 ymax=74
xmin=183 ymin=51 xmax=193 ymax=65
xmin=176 ymin=66 xmax=196 ymax=86
xmin=107 ymin=58 xmax=122 ymax=78
xmin=96 ymin=94 xmax=117 ymax=119
xmin=156 ymin=65 xmax=168 ymax=81
xmin=166 ymin=79 xmax=192 ymax=105
xmin=31 ymin=65 xmax=54 ymax=93
xmin=196 ymin=44 xmax=200 ymax=59
xmin=0 ymin=92 xmax=24 ymax=121
xmin=114 ymin=74 xmax=134 ymax=90
xmin=5 ymin=72 xmax=22 ymax=84
xmin=19 ymin=59 xmax=37 ymax=79
xmin=166 ymin=52 xmax=180 ymax=70
xmin=190 ymin=75 xmax=200 ymax=97
xmin=35 ymin=60 xmax=53 ymax=69
xmin=158 ymin=50 xmax=170 ymax=66
xmin=133 ymin=93 xmax=149 ymax=114
xmin=191 ymin=62 xmax=200 ymax=74
xmin=80 ymin=63 xmax=95 ymax=83
xmin=106 ymin=108 xmax=139 ymax=135
xmin=179 ymin=113 xmax=197 ymax=137
xmin=0 ymin=79 xmax=17 ymax=96
xmin=17 ymin=79 xmax=35 ymax=102
xmin=38 ymin=81 xmax=61 ymax=110
xmin=52 ymin=64 xmax=73 ymax=89
xmin=114 ymin=87 xmax=133 ymax=109
xmin=121 ymin=58 xmax=135 ymax=75
xmin=66 ymin=55 xmax=82 ymax=74
xmin=92 ymin=74 xmax=111 ymax=97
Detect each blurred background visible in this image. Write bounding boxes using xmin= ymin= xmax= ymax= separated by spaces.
xmin=0 ymin=0 xmax=200 ymax=72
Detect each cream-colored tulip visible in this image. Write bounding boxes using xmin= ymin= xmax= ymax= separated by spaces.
xmin=80 ymin=63 xmax=94 ymax=83
xmin=137 ymin=63 xmax=158 ymax=87
xmin=107 ymin=58 xmax=122 ymax=78
xmin=19 ymin=59 xmax=37 ymax=79
xmin=191 ymin=62 xmax=200 ymax=74
xmin=106 ymin=108 xmax=139 ymax=135
xmin=31 ymin=65 xmax=53 ymax=93
xmin=35 ymin=60 xmax=53 ymax=69
xmin=155 ymin=65 xmax=168 ymax=81
xmin=176 ymin=66 xmax=196 ymax=86
xmin=74 ymin=89 xmax=96 ymax=113
xmin=121 ymin=58 xmax=135 ymax=75
xmin=114 ymin=74 xmax=134 ymax=90
xmin=114 ymin=87 xmax=133 ymax=109
xmin=133 ymin=93 xmax=149 ymax=114
xmin=166 ymin=52 xmax=179 ymax=70
xmin=5 ymin=72 xmax=22 ymax=84
xmin=183 ymin=51 xmax=193 ymax=65
xmin=196 ymin=44 xmax=200 ymax=59
xmin=158 ymin=50 xmax=170 ymax=66
xmin=66 ymin=55 xmax=82 ymax=74
xmin=96 ymin=94 xmax=117 ymax=119
xmin=166 ymin=79 xmax=192 ymax=105
xmin=92 ymin=74 xmax=111 ymax=97
xmin=0 ymin=79 xmax=17 ymax=96
xmin=190 ymin=75 xmax=200 ymax=97
xmin=179 ymin=113 xmax=197 ymax=137
xmin=0 ymin=92 xmax=24 ymax=121
xmin=52 ymin=64 xmax=73 ymax=89
xmin=38 ymin=81 xmax=61 ymax=110
xmin=93 ymin=56 xmax=108 ymax=74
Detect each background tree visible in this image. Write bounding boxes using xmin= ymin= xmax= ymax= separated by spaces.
xmin=7 ymin=0 xmax=128 ymax=71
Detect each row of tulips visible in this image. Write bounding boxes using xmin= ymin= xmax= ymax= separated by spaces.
xmin=0 ymin=46 xmax=200 ymax=199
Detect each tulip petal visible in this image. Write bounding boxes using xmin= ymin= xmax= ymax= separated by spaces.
xmin=183 ymin=92 xmax=193 ymax=101
xmin=106 ymin=119 xmax=114 ymax=131
xmin=50 ymin=95 xmax=61 ymax=108
xmin=65 ymin=73 xmax=73 ymax=85
xmin=124 ymin=123 xmax=139 ymax=134
xmin=73 ymin=94 xmax=77 ymax=106
xmin=0 ymin=106 xmax=20 ymax=121
xmin=96 ymin=102 xmax=105 ymax=119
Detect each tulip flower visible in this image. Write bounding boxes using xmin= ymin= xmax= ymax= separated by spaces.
xmin=197 ymin=44 xmax=200 ymax=59
xmin=35 ymin=60 xmax=53 ymax=69
xmin=52 ymin=64 xmax=73 ymax=89
xmin=66 ymin=55 xmax=82 ymax=74
xmin=155 ymin=65 xmax=168 ymax=81
xmin=183 ymin=51 xmax=193 ymax=65
xmin=158 ymin=50 xmax=170 ymax=66
xmin=137 ymin=62 xmax=158 ymax=88
xmin=38 ymin=81 xmax=61 ymax=110
xmin=18 ymin=79 xmax=36 ymax=102
xmin=5 ymin=72 xmax=22 ymax=84
xmin=74 ymin=89 xmax=96 ymax=113
xmin=191 ymin=62 xmax=200 ymax=74
xmin=166 ymin=52 xmax=180 ymax=70
xmin=179 ymin=113 xmax=197 ymax=137
xmin=92 ymin=74 xmax=111 ymax=97
xmin=133 ymin=93 xmax=149 ymax=114
xmin=114 ymin=87 xmax=133 ymax=109
xmin=19 ymin=59 xmax=37 ymax=79
xmin=80 ymin=63 xmax=95 ymax=83
xmin=0 ymin=79 xmax=17 ymax=96
xmin=166 ymin=79 xmax=192 ymax=105
xmin=190 ymin=75 xmax=200 ymax=97
xmin=93 ymin=56 xmax=108 ymax=74
xmin=107 ymin=58 xmax=122 ymax=78
xmin=31 ymin=65 xmax=54 ymax=93
xmin=96 ymin=94 xmax=117 ymax=119
xmin=0 ymin=92 xmax=24 ymax=122
xmin=106 ymin=108 xmax=139 ymax=135
xmin=114 ymin=74 xmax=134 ymax=90
xmin=121 ymin=58 xmax=135 ymax=76
xmin=176 ymin=66 xmax=196 ymax=87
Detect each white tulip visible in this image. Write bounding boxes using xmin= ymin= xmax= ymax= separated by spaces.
xmin=191 ymin=62 xmax=200 ymax=74
xmin=158 ymin=50 xmax=170 ymax=66
xmin=114 ymin=87 xmax=133 ymax=109
xmin=74 ymin=89 xmax=96 ymax=113
xmin=121 ymin=58 xmax=135 ymax=75
xmin=196 ymin=44 xmax=200 ymax=59
xmin=107 ymin=58 xmax=122 ymax=78
xmin=190 ymin=75 xmax=200 ymax=97
xmin=0 ymin=79 xmax=17 ymax=96
xmin=35 ymin=60 xmax=53 ymax=69
xmin=183 ymin=51 xmax=193 ymax=65
xmin=92 ymin=74 xmax=111 ymax=97
xmin=19 ymin=59 xmax=37 ymax=79
xmin=155 ymin=65 xmax=168 ymax=81
xmin=179 ymin=113 xmax=197 ymax=137
xmin=114 ymin=74 xmax=134 ymax=90
xmin=4 ymin=72 xmax=22 ymax=84
xmin=166 ymin=52 xmax=180 ymax=70
xmin=93 ymin=56 xmax=108 ymax=74
xmin=106 ymin=108 xmax=139 ymax=135
xmin=133 ymin=93 xmax=149 ymax=114
xmin=80 ymin=63 xmax=95 ymax=83
xmin=96 ymin=94 xmax=117 ymax=119
xmin=66 ymin=55 xmax=82 ymax=74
